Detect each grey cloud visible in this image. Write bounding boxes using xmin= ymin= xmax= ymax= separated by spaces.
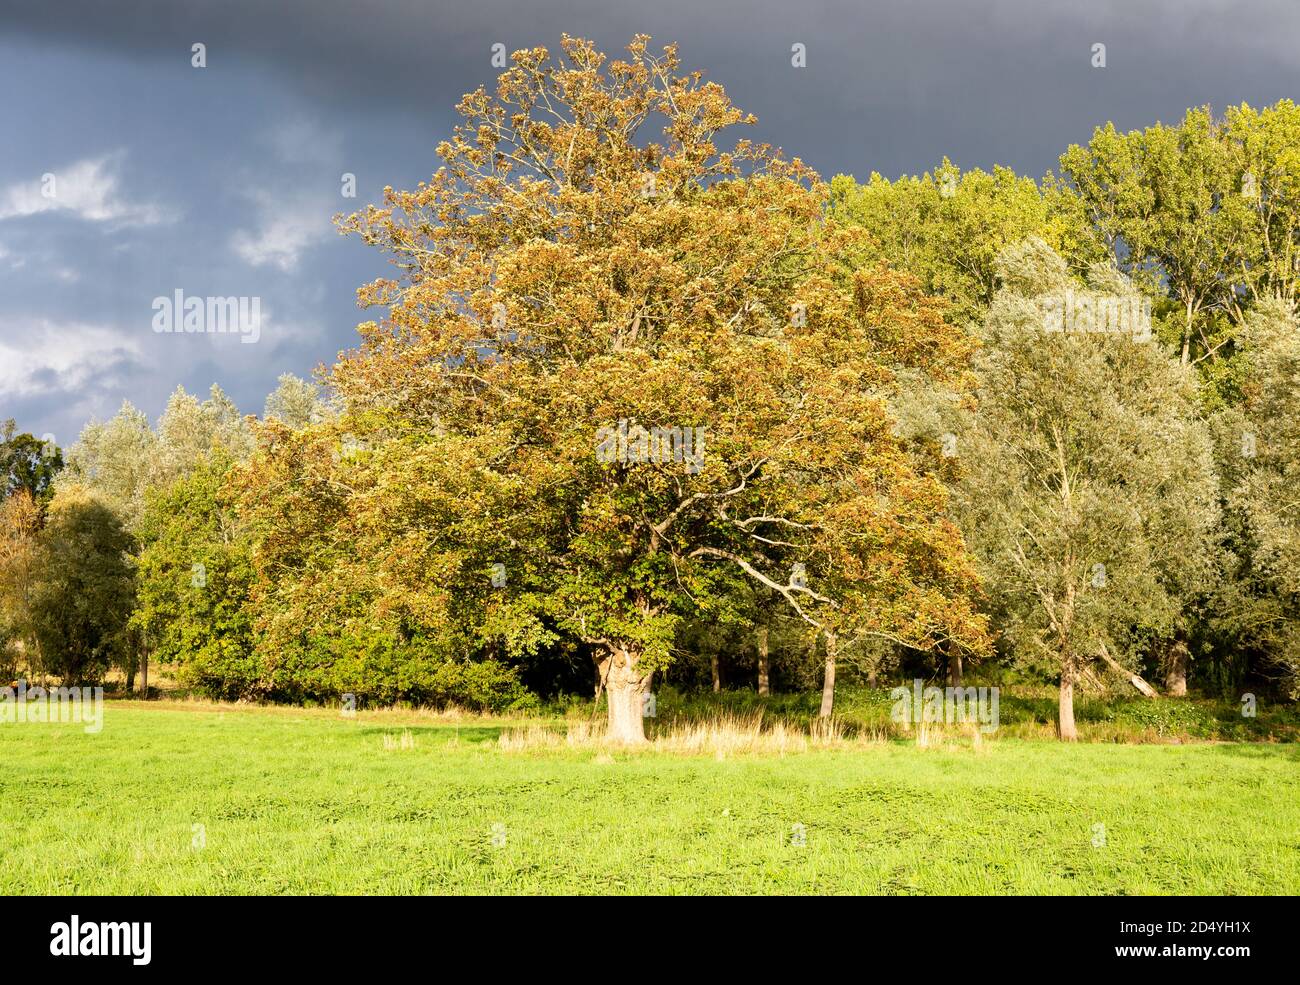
xmin=3 ymin=0 xmax=1300 ymax=441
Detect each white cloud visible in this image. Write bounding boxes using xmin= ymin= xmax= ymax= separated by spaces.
xmin=230 ymin=120 xmax=340 ymax=272
xmin=0 ymin=152 xmax=168 ymax=226
xmin=231 ymin=191 xmax=331 ymax=272
xmin=0 ymin=319 xmax=147 ymax=398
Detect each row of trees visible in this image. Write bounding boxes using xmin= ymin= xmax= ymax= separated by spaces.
xmin=829 ymin=99 xmax=1300 ymax=733
xmin=1 ymin=382 xmax=299 ymax=689
xmin=3 ymin=38 xmax=1298 ymax=741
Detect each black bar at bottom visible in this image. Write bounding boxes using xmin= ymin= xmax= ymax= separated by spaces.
xmin=1 ymin=894 xmax=1283 ymax=974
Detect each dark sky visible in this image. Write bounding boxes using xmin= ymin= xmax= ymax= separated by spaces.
xmin=2 ymin=0 xmax=1295 ymax=443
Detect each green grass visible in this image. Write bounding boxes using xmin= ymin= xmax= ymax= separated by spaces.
xmin=1 ymin=699 xmax=1297 ymax=895
xmin=633 ymin=684 xmax=1300 ymax=742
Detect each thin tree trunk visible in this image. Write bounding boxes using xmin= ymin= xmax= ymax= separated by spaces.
xmin=947 ymin=646 xmax=963 ymax=688
xmin=1098 ymin=643 xmax=1158 ymax=698
xmin=710 ymin=651 xmax=721 ymax=693
xmin=1058 ymin=658 xmax=1078 ymax=742
xmin=756 ymin=627 xmax=769 ymax=697
xmin=140 ymin=650 xmax=149 ymax=698
xmin=1078 ymin=663 xmax=1106 ymax=692
xmin=598 ymin=644 xmax=650 ymax=744
xmin=1057 ymin=573 xmax=1078 ymax=741
xmin=818 ymin=633 xmax=836 ymax=718
xmin=591 ymin=648 xmax=606 ymax=721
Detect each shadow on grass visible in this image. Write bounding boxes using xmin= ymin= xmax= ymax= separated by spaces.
xmin=1204 ymin=742 xmax=1300 ymax=760
xmin=356 ymin=724 xmax=506 ymax=745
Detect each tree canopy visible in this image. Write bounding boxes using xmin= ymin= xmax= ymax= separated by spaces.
xmin=321 ymin=35 xmax=989 ymax=739
xmin=3 ymin=47 xmax=1298 ymax=738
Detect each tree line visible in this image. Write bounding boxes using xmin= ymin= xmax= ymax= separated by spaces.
xmin=2 ymin=37 xmax=1297 ymax=741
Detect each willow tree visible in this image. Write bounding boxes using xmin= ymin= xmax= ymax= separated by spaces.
xmin=956 ymin=239 xmax=1220 ymax=739
xmin=1221 ymin=300 xmax=1300 ymax=697
xmin=332 ymin=36 xmax=988 ymax=741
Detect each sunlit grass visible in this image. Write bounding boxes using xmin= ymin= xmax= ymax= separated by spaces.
xmin=1 ymin=698 xmax=1296 ymax=894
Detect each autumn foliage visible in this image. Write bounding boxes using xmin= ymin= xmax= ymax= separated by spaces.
xmin=15 ymin=41 xmax=1298 ymax=745
xmin=230 ymin=36 xmax=992 ymax=739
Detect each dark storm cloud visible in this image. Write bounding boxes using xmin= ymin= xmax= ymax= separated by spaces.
xmin=2 ymin=0 xmax=1299 ymax=441
xmin=7 ymin=0 xmax=1300 ymax=177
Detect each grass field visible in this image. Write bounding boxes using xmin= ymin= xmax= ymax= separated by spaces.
xmin=2 ymin=697 xmax=1298 ymax=894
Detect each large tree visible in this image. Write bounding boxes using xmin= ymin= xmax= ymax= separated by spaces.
xmin=327 ymin=36 xmax=988 ymax=740
xmin=956 ymin=239 xmax=1221 ymax=739
xmin=132 ymin=454 xmax=258 ymax=699
xmin=29 ymin=484 xmax=135 ymax=684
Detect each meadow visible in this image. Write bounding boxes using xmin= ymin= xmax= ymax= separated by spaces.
xmin=1 ymin=691 xmax=1297 ymax=895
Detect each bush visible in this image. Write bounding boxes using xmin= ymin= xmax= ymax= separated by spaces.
xmin=177 ymin=644 xmax=264 ymax=702
xmin=182 ymin=639 xmax=537 ymax=713
xmin=173 ymin=623 xmax=538 ymax=712
xmin=1105 ymin=698 xmax=1218 ymax=738
xmin=310 ymin=636 xmax=537 ymax=711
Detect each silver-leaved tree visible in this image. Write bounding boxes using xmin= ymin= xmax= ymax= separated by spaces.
xmin=956 ymin=238 xmax=1221 ymax=739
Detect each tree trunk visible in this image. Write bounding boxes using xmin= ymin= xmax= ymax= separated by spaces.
xmin=818 ymin=633 xmax=836 ymax=718
xmin=1058 ymin=659 xmax=1078 ymax=742
xmin=1164 ymin=638 xmax=1189 ymax=697
xmin=1057 ymin=576 xmax=1078 ymax=741
xmin=597 ymin=644 xmax=650 ymax=744
xmin=947 ymin=646 xmax=963 ymax=688
xmin=140 ymin=651 xmax=149 ymax=698
xmin=756 ymin=627 xmax=769 ymax=697
xmin=710 ymin=651 xmax=721 ymax=693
